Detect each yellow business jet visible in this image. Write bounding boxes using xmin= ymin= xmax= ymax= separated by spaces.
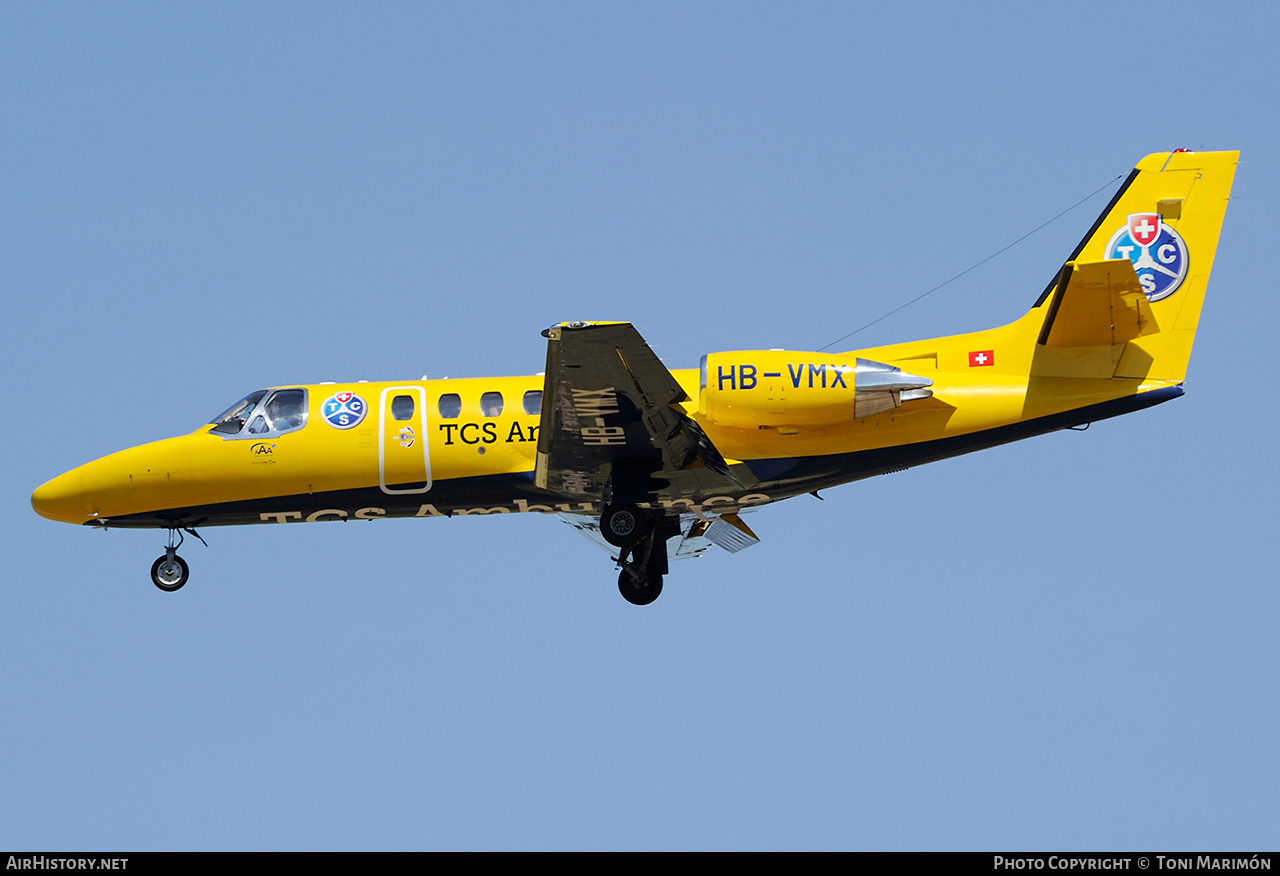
xmin=32 ymin=150 xmax=1237 ymax=604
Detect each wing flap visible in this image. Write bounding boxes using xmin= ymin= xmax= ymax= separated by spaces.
xmin=559 ymin=510 xmax=759 ymax=561
xmin=703 ymin=513 xmax=760 ymax=554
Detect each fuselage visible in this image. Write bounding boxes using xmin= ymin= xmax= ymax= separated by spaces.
xmin=30 ymin=307 xmax=1182 ymax=532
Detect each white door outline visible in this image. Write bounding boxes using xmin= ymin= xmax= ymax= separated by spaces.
xmin=378 ymin=386 xmax=432 ymax=495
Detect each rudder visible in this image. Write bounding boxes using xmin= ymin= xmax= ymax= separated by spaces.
xmin=1037 ymin=150 xmax=1238 ymax=383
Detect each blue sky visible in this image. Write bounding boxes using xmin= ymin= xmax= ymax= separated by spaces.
xmin=3 ymin=2 xmax=1277 ymax=850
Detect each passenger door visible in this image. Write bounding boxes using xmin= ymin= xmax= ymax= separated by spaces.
xmin=378 ymin=386 xmax=431 ymax=494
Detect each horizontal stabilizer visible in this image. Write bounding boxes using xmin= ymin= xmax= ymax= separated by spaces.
xmin=1038 ymin=259 xmax=1157 ymax=347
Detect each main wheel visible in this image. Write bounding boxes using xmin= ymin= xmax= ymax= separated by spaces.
xmin=618 ymin=567 xmax=663 ymax=606
xmin=151 ymin=554 xmax=189 ymax=592
xmin=601 ymin=504 xmax=646 ymax=547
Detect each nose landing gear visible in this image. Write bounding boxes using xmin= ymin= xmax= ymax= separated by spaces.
xmin=151 ymin=553 xmax=189 ymax=592
xmin=150 ymin=527 xmax=204 ymax=592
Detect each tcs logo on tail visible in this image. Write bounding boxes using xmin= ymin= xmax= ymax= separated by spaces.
xmin=1104 ymin=213 xmax=1189 ymax=302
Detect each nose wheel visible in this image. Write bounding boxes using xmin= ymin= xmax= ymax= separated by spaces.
xmin=151 ymin=554 xmax=189 ymax=591
xmin=150 ymin=527 xmax=204 ymax=592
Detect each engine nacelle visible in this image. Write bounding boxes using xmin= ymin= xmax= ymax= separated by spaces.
xmin=699 ymin=351 xmax=933 ymax=428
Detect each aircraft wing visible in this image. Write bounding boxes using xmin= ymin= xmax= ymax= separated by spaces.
xmin=535 ymin=321 xmax=753 ymax=503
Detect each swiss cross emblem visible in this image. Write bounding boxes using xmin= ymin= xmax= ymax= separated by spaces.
xmin=1128 ymin=213 xmax=1161 ymax=248
xmin=969 ymin=350 xmax=994 ymax=367
xmin=335 ymin=391 xmax=353 ymax=403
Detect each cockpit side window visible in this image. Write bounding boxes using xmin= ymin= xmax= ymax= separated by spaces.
xmin=264 ymin=389 xmax=307 ymax=433
xmin=210 ymin=391 xmax=268 ymax=435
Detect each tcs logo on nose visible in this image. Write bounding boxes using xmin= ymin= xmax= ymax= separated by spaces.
xmin=321 ymin=392 xmax=367 ymax=429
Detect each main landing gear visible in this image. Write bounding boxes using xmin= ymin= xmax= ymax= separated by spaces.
xmin=150 ymin=527 xmax=204 ymax=592
xmin=601 ymin=504 xmax=676 ymax=606
xmin=600 ymin=503 xmax=645 ymax=548
xmin=618 ymin=561 xmax=663 ymax=606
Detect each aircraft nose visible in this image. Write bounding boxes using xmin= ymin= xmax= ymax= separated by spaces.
xmin=31 ymin=469 xmax=91 ymax=523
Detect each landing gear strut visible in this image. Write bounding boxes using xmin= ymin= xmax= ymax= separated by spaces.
xmin=150 ymin=527 xmax=203 ymax=592
xmin=610 ymin=513 xmax=678 ymax=606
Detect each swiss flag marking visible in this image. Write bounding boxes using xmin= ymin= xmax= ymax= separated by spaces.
xmin=969 ymin=350 xmax=994 ymax=367
xmin=336 ymin=391 xmax=353 ymax=403
xmin=1128 ymin=213 xmax=1161 ymax=248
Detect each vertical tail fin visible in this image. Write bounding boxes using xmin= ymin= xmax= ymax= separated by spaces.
xmin=1035 ymin=150 xmax=1238 ymax=383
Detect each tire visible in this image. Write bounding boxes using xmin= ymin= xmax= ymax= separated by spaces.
xmin=151 ymin=554 xmax=189 ymax=592
xmin=601 ymin=504 xmax=646 ymax=547
xmin=618 ymin=567 xmax=663 ymax=606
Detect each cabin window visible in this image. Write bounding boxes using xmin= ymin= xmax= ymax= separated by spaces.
xmin=391 ymin=394 xmax=415 ymax=421
xmin=210 ymin=390 xmax=268 ymax=435
xmin=264 ymin=389 xmax=307 ymax=432
xmin=480 ymin=391 xmax=504 ymax=417
xmin=438 ymin=393 xmax=461 ymax=418
xmin=522 ymin=390 xmax=542 ymax=416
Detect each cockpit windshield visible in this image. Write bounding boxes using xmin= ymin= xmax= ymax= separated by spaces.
xmin=209 ymin=389 xmax=308 ymax=437
xmin=210 ymin=391 xmax=268 ymax=435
